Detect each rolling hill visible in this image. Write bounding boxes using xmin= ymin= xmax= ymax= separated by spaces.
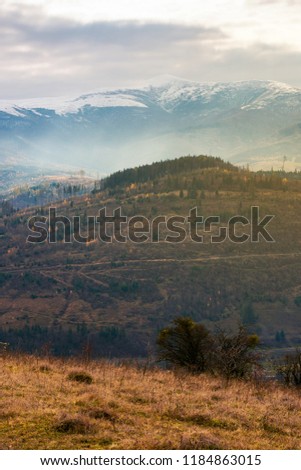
xmin=1 ymin=155 xmax=301 ymax=357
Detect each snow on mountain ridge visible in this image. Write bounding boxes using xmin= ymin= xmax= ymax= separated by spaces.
xmin=142 ymin=78 xmax=301 ymax=112
xmin=0 ymin=77 xmax=299 ymax=117
xmin=0 ymin=93 xmax=147 ymax=117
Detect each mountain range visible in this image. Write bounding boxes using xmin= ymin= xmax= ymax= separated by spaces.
xmin=0 ymin=75 xmax=300 ymax=174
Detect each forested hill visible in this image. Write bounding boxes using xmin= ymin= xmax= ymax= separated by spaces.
xmin=101 ymin=155 xmax=236 ymax=190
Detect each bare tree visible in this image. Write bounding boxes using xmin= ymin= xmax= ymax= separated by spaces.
xmin=276 ymin=349 xmax=301 ymax=387
xmin=212 ymin=326 xmax=260 ymax=379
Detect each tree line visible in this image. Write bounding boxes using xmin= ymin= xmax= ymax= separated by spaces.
xmin=100 ymin=155 xmax=235 ymax=190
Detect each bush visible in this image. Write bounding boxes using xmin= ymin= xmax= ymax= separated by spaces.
xmin=294 ymin=296 xmax=301 ymax=307
xmin=212 ymin=327 xmax=260 ymax=379
xmin=157 ymin=318 xmax=260 ymax=379
xmin=156 ymin=317 xmax=213 ymax=373
xmin=276 ymin=349 xmax=301 ymax=386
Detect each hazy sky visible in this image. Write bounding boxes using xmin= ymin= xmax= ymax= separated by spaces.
xmin=1 ymin=0 xmax=301 ymax=98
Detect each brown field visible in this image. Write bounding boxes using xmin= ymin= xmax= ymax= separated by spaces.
xmin=0 ymin=353 xmax=301 ymax=450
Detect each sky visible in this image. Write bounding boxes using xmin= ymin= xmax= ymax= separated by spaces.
xmin=1 ymin=0 xmax=301 ymax=98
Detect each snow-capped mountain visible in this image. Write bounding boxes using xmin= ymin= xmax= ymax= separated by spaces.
xmin=0 ymin=76 xmax=300 ymax=173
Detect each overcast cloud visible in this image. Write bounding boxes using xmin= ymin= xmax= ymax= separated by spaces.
xmin=0 ymin=1 xmax=301 ymax=98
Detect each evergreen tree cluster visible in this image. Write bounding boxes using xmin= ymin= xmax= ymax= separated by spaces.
xmin=101 ymin=155 xmax=235 ymax=190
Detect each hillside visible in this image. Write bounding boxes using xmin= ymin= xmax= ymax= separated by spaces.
xmin=1 ymin=155 xmax=301 ymax=357
xmin=0 ymin=77 xmax=301 ymax=173
xmin=0 ymin=354 xmax=300 ymax=450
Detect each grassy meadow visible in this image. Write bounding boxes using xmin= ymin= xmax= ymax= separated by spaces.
xmin=0 ymin=353 xmax=301 ymax=450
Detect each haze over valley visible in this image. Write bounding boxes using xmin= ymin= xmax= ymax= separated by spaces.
xmin=1 ymin=76 xmax=301 ymax=193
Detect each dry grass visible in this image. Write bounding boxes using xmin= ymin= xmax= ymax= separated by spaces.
xmin=0 ymin=354 xmax=301 ymax=450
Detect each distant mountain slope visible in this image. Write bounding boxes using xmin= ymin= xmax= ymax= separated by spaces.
xmin=2 ymin=155 xmax=301 ymax=351
xmin=0 ymin=76 xmax=300 ymax=172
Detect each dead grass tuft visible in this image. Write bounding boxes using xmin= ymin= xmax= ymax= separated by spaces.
xmin=67 ymin=371 xmax=93 ymax=384
xmin=54 ymin=415 xmax=95 ymax=434
xmin=39 ymin=365 xmax=52 ymax=373
xmin=179 ymin=433 xmax=223 ymax=450
xmin=86 ymin=408 xmax=116 ymax=422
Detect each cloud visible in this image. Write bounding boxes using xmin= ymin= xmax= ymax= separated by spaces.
xmin=247 ymin=0 xmax=300 ymax=5
xmin=0 ymin=3 xmax=300 ymax=99
xmin=0 ymin=4 xmax=227 ymax=47
xmin=0 ymin=8 xmax=224 ymax=47
xmin=0 ymin=4 xmax=228 ymax=97
xmin=201 ymin=43 xmax=301 ymax=85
